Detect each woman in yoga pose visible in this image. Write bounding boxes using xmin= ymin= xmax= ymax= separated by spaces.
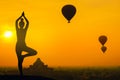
xmin=15 ymin=12 xmax=37 ymax=76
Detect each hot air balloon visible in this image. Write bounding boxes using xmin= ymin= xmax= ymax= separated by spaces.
xmin=62 ymin=4 xmax=76 ymax=23
xmin=101 ymin=46 xmax=107 ymax=53
xmin=99 ymin=35 xmax=107 ymax=46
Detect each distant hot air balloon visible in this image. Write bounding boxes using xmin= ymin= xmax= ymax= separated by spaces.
xmin=99 ymin=35 xmax=107 ymax=46
xmin=101 ymin=46 xmax=107 ymax=53
xmin=98 ymin=35 xmax=108 ymax=53
xmin=62 ymin=4 xmax=76 ymax=23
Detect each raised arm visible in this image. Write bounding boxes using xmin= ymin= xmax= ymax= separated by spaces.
xmin=16 ymin=15 xmax=22 ymax=30
xmin=22 ymin=12 xmax=29 ymax=30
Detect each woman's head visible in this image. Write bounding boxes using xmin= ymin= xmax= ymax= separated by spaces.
xmin=19 ymin=18 xmax=25 ymax=28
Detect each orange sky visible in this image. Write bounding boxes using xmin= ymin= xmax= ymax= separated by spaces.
xmin=0 ymin=0 xmax=120 ymax=67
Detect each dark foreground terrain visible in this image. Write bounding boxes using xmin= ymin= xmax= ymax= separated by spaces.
xmin=0 ymin=67 xmax=120 ymax=80
xmin=0 ymin=75 xmax=54 ymax=80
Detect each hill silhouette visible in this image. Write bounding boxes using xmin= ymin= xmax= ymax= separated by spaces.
xmin=24 ymin=58 xmax=53 ymax=76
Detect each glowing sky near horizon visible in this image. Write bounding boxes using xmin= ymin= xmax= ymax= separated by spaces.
xmin=0 ymin=0 xmax=120 ymax=67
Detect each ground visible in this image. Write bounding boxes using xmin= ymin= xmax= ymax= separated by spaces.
xmin=0 ymin=67 xmax=120 ymax=80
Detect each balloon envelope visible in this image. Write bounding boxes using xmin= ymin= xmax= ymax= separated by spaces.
xmin=99 ymin=35 xmax=107 ymax=45
xmin=62 ymin=5 xmax=76 ymax=23
xmin=101 ymin=46 xmax=107 ymax=53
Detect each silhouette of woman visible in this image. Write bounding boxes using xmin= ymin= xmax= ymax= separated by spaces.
xmin=15 ymin=12 xmax=37 ymax=76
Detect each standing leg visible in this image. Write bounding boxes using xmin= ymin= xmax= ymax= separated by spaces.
xmin=18 ymin=57 xmax=23 ymax=77
xmin=16 ymin=49 xmax=24 ymax=76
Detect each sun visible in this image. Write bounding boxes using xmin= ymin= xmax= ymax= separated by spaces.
xmin=4 ymin=31 xmax=13 ymax=38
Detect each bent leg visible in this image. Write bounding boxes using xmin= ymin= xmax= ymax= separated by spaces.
xmin=23 ymin=46 xmax=37 ymax=58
